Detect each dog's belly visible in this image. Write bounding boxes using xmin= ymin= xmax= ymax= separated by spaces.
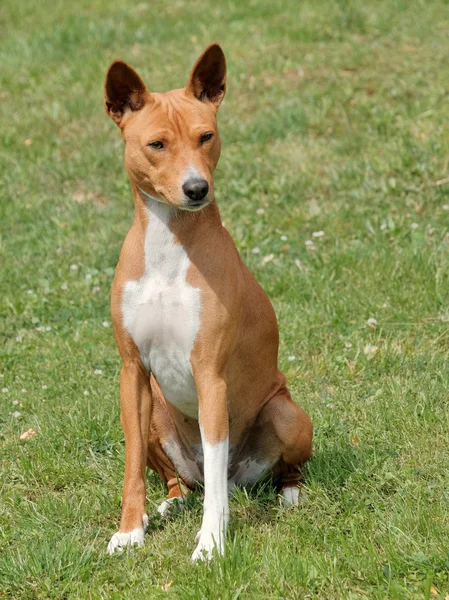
xmin=162 ymin=438 xmax=204 ymax=483
xmin=163 ymin=436 xmax=272 ymax=487
xmin=228 ymin=456 xmax=271 ymax=487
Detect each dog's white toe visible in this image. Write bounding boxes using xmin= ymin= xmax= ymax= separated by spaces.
xmin=281 ymin=485 xmax=300 ymax=507
xmin=157 ymin=496 xmax=186 ymax=518
xmin=107 ymin=514 xmax=148 ymax=555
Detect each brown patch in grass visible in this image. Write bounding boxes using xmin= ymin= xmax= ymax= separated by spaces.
xmin=72 ymin=190 xmax=107 ymax=206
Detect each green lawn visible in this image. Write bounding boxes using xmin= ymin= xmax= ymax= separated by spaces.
xmin=1 ymin=0 xmax=449 ymax=597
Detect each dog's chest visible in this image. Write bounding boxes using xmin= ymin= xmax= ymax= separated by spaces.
xmin=121 ymin=201 xmax=200 ymax=419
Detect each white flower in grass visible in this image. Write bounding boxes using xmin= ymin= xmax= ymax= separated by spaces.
xmin=12 ymin=411 xmax=21 ymax=419
xmin=410 ymin=222 xmax=418 ymax=230
xmin=262 ymin=254 xmax=274 ymax=264
xmin=70 ymin=264 xmax=78 ymax=271
xmin=345 ymin=343 xmax=352 ymax=349
xmin=102 ymin=321 xmax=110 ymax=328
xmin=251 ymin=247 xmax=260 ymax=254
xmin=2 ymin=388 xmax=8 ymax=393
xmin=92 ymin=286 xmax=100 ymax=294
xmin=280 ymin=235 xmax=288 ymax=241
xmin=27 ymin=290 xmax=34 ymax=295
xmin=256 ymin=208 xmax=265 ymax=215
xmin=83 ymin=390 xmax=89 ymax=396
xmin=85 ymin=273 xmax=92 ymax=280
xmin=305 ymin=240 xmax=316 ymax=251
xmin=61 ymin=283 xmax=68 ymax=291
xmin=366 ymin=317 xmax=377 ymax=328
xmin=288 ymin=356 xmax=296 ymax=361
xmin=42 ymin=385 xmax=47 ymax=390
xmin=94 ymin=369 xmax=103 ymax=375
xmin=312 ymin=230 xmax=325 ymax=238
xmin=364 ymin=344 xmax=378 ymax=357
xmin=442 ymin=204 xmax=449 ymax=211
xmin=13 ymin=400 xmax=19 ymax=405
xmin=21 ymin=389 xmax=27 ymax=393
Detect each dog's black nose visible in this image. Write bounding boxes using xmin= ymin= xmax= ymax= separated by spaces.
xmin=182 ymin=178 xmax=209 ymax=203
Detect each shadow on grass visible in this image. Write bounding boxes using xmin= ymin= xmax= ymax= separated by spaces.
xmin=143 ymin=439 xmax=398 ymax=539
xmin=306 ymin=439 xmax=399 ymax=494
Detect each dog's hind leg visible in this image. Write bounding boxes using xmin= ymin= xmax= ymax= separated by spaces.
xmin=258 ymin=389 xmax=313 ymax=506
xmin=146 ymin=434 xmax=191 ymax=517
xmin=147 ymin=377 xmax=192 ymax=517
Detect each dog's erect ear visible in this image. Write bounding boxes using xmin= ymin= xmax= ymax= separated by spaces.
xmin=186 ymin=43 xmax=226 ymax=109
xmin=104 ymin=60 xmax=148 ymax=126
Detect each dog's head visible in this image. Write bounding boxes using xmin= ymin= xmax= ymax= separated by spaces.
xmin=104 ymin=44 xmax=226 ymax=212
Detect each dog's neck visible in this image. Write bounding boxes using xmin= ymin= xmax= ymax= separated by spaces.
xmin=130 ymin=182 xmax=223 ymax=249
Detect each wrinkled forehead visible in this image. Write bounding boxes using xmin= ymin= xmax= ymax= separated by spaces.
xmin=124 ymin=89 xmax=217 ymax=142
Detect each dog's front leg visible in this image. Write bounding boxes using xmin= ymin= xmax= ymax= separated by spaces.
xmin=192 ymin=378 xmax=229 ymax=562
xmin=107 ymin=362 xmax=152 ymax=554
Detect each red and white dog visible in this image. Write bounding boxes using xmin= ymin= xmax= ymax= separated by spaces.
xmin=104 ymin=43 xmax=313 ymax=561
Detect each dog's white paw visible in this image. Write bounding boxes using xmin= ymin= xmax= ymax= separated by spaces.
xmin=191 ymin=528 xmax=224 ymax=562
xmin=157 ymin=496 xmax=186 ymax=518
xmin=281 ymin=485 xmax=300 ymax=507
xmin=107 ymin=514 xmax=148 ymax=555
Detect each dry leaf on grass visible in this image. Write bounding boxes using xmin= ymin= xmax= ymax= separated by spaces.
xmin=20 ymin=428 xmax=36 ymax=440
xmin=72 ymin=191 xmax=107 ymax=206
xmin=161 ymin=581 xmax=173 ymax=592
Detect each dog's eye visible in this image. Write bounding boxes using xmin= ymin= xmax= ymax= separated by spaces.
xmin=200 ymin=132 xmax=214 ymax=144
xmin=148 ymin=140 xmax=164 ymax=150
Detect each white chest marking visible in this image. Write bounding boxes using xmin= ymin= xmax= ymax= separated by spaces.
xmin=121 ymin=196 xmax=201 ymax=419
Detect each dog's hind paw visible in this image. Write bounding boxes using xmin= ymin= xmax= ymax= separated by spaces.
xmin=107 ymin=514 xmax=148 ymax=555
xmin=280 ymin=485 xmax=300 ymax=507
xmin=157 ymin=496 xmax=186 ymax=518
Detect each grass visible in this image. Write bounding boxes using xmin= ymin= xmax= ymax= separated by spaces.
xmin=1 ymin=0 xmax=449 ymax=597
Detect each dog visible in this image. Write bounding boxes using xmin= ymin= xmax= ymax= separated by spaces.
xmin=104 ymin=43 xmax=313 ymax=561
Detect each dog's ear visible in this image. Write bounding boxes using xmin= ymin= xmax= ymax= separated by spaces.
xmin=186 ymin=43 xmax=226 ymax=109
xmin=104 ymin=60 xmax=148 ymax=126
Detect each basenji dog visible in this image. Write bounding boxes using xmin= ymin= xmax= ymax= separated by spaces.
xmin=104 ymin=43 xmax=313 ymax=561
